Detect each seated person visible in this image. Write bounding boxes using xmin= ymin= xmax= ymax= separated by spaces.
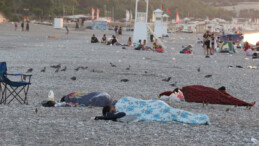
xmin=127 ymin=37 xmax=133 ymax=47
xmin=153 ymin=39 xmax=158 ymax=49
xmin=95 ymin=106 xmax=126 ymax=121
xmin=95 ymin=97 xmax=210 ymax=124
xmin=134 ymin=40 xmax=142 ymax=50
xmin=91 ymin=34 xmax=99 ymax=43
xmin=180 ymin=45 xmax=193 ymax=54
xmin=101 ymin=34 xmax=107 ymax=44
xmin=246 ymin=48 xmax=254 ymax=56
xmin=160 ymin=85 xmax=256 ymax=107
xmin=107 ymin=35 xmax=120 ymax=46
xmin=155 ymin=45 xmax=164 ymax=53
xmin=142 ymin=40 xmax=152 ymax=51
xmin=252 ymin=53 xmax=259 ymax=59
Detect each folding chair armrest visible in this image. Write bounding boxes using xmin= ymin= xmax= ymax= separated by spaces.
xmin=7 ymin=74 xmax=32 ymax=82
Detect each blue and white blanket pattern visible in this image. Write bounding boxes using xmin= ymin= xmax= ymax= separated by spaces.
xmin=116 ymin=97 xmax=210 ymax=125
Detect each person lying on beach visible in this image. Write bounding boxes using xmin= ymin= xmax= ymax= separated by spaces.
xmin=180 ymin=45 xmax=193 ymax=54
xmin=95 ymin=97 xmax=210 ymax=125
xmin=91 ymin=34 xmax=99 ymax=43
xmin=160 ymin=85 xmax=256 ymax=107
xmin=42 ymin=92 xmax=113 ymax=107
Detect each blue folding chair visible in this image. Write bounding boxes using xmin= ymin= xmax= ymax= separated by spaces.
xmin=0 ymin=62 xmax=32 ymax=104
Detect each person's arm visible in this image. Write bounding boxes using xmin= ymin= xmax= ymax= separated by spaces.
xmin=95 ymin=112 xmax=126 ymax=121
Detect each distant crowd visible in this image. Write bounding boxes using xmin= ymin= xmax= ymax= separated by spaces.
xmin=91 ymin=26 xmax=164 ymax=53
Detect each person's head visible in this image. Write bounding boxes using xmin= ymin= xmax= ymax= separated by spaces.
xmin=93 ymin=34 xmax=95 ymax=37
xmin=139 ymin=40 xmax=141 ymax=43
xmin=112 ymin=35 xmax=116 ymax=39
xmin=206 ymin=30 xmax=210 ymax=34
xmin=103 ymin=34 xmax=106 ymax=37
xmin=245 ymin=41 xmax=249 ymax=46
xmin=128 ymin=37 xmax=131 ymax=41
xmin=102 ymin=106 xmax=111 ymax=115
xmin=60 ymin=96 xmax=66 ymax=102
xmin=188 ymin=44 xmax=193 ymax=48
xmin=144 ymin=40 xmax=146 ymax=44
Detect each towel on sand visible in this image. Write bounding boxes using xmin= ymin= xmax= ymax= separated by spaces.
xmin=115 ymin=97 xmax=210 ymax=125
xmin=182 ymin=85 xmax=254 ymax=106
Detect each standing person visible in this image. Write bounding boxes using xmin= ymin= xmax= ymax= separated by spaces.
xmin=65 ymin=26 xmax=69 ymax=35
xmin=21 ymin=22 xmax=24 ymax=31
xmin=118 ymin=27 xmax=122 ymax=35
xmin=210 ymin=33 xmax=215 ymax=55
xmin=203 ymin=30 xmax=211 ymax=57
xmin=14 ymin=22 xmax=18 ymax=31
xmin=150 ymin=34 xmax=154 ymax=42
xmin=26 ymin=22 xmax=29 ymax=32
xmin=114 ymin=26 xmax=118 ymax=35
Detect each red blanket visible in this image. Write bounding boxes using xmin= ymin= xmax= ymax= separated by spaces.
xmin=182 ymin=85 xmax=254 ymax=106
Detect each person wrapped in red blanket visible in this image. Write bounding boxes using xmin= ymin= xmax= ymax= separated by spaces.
xmin=160 ymin=85 xmax=256 ymax=107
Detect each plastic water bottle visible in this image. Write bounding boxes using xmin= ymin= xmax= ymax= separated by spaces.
xmin=48 ymin=90 xmax=55 ymax=101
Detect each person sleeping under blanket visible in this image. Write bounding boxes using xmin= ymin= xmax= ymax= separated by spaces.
xmin=95 ymin=97 xmax=210 ymax=125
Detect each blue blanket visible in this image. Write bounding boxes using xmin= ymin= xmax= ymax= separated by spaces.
xmin=115 ymin=97 xmax=210 ymax=125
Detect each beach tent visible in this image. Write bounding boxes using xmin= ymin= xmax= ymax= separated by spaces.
xmin=63 ymin=92 xmax=113 ymax=107
xmin=219 ymin=42 xmax=236 ymax=53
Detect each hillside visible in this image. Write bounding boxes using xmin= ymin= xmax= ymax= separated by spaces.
xmin=1 ymin=0 xmax=234 ymax=21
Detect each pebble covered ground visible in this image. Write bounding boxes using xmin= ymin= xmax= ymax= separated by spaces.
xmin=0 ymin=23 xmax=258 ymax=145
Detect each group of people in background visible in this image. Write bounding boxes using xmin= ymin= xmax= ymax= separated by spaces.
xmin=203 ymin=30 xmax=219 ymax=57
xmin=91 ymin=26 xmax=163 ymax=53
xmin=15 ymin=22 xmax=29 ymax=32
xmin=244 ymin=41 xmax=259 ymax=59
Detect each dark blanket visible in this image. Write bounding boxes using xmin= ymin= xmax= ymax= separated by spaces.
xmin=182 ymin=85 xmax=254 ymax=106
xmin=95 ymin=112 xmax=126 ymax=121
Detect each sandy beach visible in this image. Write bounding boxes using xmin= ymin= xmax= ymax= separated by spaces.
xmin=0 ymin=23 xmax=258 ymax=145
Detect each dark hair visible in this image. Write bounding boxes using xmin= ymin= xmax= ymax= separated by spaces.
xmin=60 ymin=96 xmax=66 ymax=102
xmin=102 ymin=106 xmax=111 ymax=115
